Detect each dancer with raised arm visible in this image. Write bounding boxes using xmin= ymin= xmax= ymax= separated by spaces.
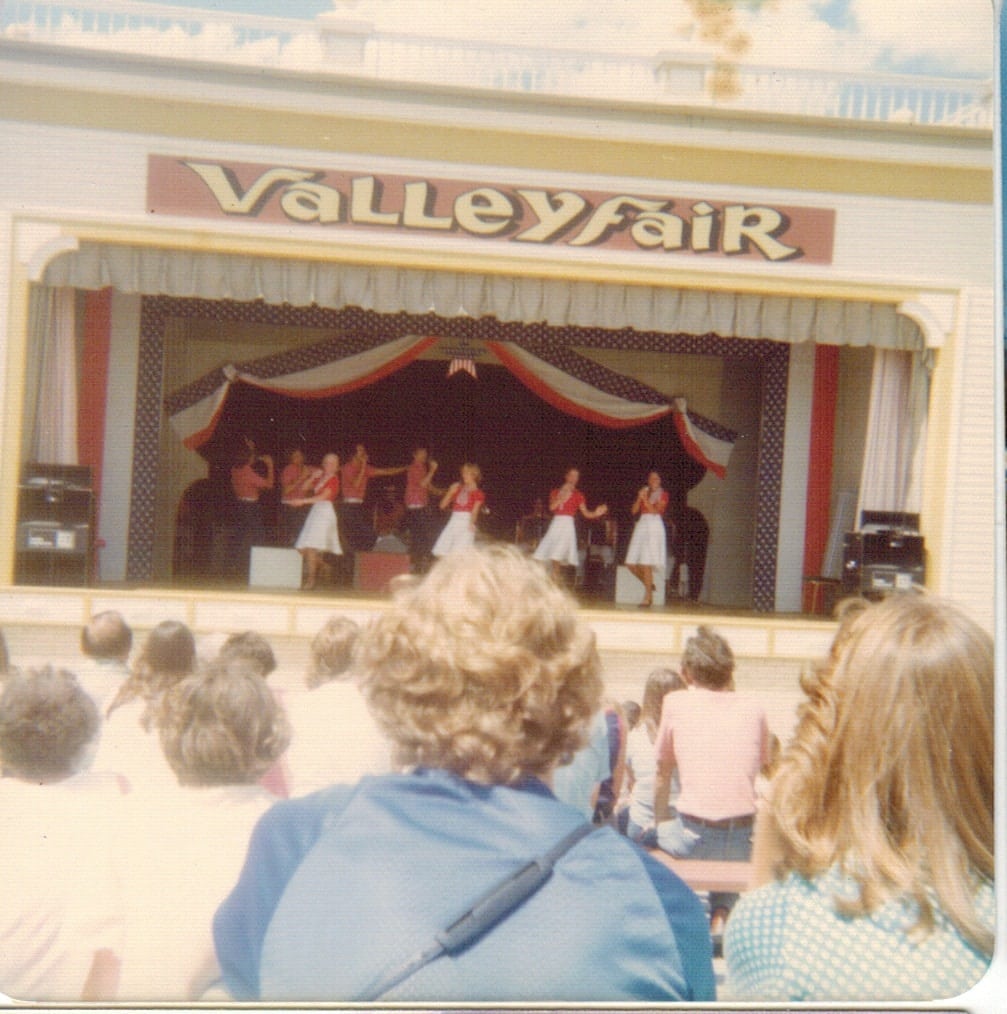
xmin=290 ymin=453 xmax=343 ymax=590
xmin=533 ymin=468 xmax=608 ymax=581
xmin=431 ymin=463 xmax=485 ymax=557
xmin=625 ymin=471 xmax=669 ymax=608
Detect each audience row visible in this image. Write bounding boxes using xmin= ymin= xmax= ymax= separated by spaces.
xmin=0 ymin=544 xmax=995 ymax=1003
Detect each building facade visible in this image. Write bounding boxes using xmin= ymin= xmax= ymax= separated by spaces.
xmin=0 ymin=5 xmax=997 ymax=626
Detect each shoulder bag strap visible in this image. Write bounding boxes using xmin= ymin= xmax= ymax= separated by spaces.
xmin=355 ymin=820 xmax=598 ymax=1001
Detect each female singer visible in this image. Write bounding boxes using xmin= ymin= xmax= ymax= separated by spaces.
xmin=625 ymin=470 xmax=669 ymax=608
xmin=431 ymin=463 xmax=485 ymax=557
xmin=278 ymin=449 xmax=314 ymax=546
xmin=290 ymin=453 xmax=343 ymax=590
xmin=533 ymin=468 xmax=608 ymax=580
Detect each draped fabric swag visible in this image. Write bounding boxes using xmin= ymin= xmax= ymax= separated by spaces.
xmin=167 ymin=333 xmax=738 ymax=476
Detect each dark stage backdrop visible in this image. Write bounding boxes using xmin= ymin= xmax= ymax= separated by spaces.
xmin=199 ymin=360 xmax=707 ymax=543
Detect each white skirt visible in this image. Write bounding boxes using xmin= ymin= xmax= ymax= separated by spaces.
xmin=533 ymin=515 xmax=579 ymax=568
xmin=432 ymin=511 xmax=476 ymax=556
xmin=625 ymin=513 xmax=666 ymax=569
xmin=295 ymin=501 xmax=343 ymax=554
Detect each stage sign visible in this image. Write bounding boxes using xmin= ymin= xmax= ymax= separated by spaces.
xmin=147 ymin=154 xmax=835 ymax=264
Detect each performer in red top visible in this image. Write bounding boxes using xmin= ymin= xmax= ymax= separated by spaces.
xmin=533 ymin=468 xmax=608 ymax=581
xmin=340 ymin=444 xmax=408 ymax=553
xmin=625 ymin=471 xmax=669 ymax=608
xmin=278 ymin=449 xmax=314 ymax=546
xmin=431 ymin=463 xmax=485 ymax=557
xmin=289 ymin=453 xmax=343 ymax=590
xmin=403 ymin=446 xmax=440 ymax=573
xmin=229 ymin=438 xmax=274 ymax=581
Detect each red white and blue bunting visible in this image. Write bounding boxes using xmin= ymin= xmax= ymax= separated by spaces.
xmin=167 ymin=331 xmax=736 ymax=477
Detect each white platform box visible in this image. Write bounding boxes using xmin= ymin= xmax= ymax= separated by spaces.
xmin=615 ymin=564 xmax=666 ymax=606
xmin=249 ymin=546 xmax=302 ymax=589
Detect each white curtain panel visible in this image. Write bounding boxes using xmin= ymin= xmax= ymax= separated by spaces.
xmin=27 ymin=286 xmax=78 ymax=465
xmin=856 ymin=347 xmax=931 ymax=520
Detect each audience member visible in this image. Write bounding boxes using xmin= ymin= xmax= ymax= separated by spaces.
xmin=281 ymin=616 xmax=394 ymax=798
xmin=550 ymin=706 xmax=612 ymax=821
xmin=76 ymin=610 xmax=133 ymax=715
xmin=218 ymin=630 xmax=277 ymax=679
xmin=724 ymin=593 xmax=994 ymax=1001
xmin=93 ymin=620 xmax=196 ymax=794
xmin=213 ymin=545 xmax=714 ymax=1002
xmin=113 ymin=659 xmax=290 ymax=1000
xmin=621 ymin=668 xmax=686 ymax=847
xmin=0 ymin=667 xmax=124 ymax=1001
xmin=592 ymin=701 xmax=627 ymax=825
xmin=653 ymin=626 xmax=771 ymax=937
xmin=621 ymin=699 xmax=641 ymax=731
xmin=749 ymin=595 xmax=869 ymax=884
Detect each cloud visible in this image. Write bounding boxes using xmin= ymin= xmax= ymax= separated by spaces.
xmin=341 ymin=0 xmax=992 ymax=76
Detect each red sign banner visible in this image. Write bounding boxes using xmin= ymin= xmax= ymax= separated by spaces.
xmin=148 ymin=154 xmax=835 ymax=264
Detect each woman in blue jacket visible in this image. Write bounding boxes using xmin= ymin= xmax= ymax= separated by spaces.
xmin=213 ymin=543 xmax=714 ymax=1003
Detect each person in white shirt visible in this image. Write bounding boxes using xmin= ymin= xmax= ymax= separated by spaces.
xmin=114 ymin=657 xmax=289 ymax=1000
xmin=76 ymin=610 xmax=132 ymax=716
xmin=0 ymin=666 xmax=125 ymax=1002
xmin=283 ymin=616 xmax=395 ymax=798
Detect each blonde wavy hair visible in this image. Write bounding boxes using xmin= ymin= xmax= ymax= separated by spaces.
xmin=355 ymin=543 xmax=602 ymax=785
xmin=771 ymin=592 xmax=994 ymax=956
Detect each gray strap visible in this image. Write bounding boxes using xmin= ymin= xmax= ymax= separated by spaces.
xmin=355 ymin=821 xmax=598 ymax=1001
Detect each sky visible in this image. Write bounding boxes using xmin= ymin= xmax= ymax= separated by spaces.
xmin=129 ymin=0 xmax=994 ymax=78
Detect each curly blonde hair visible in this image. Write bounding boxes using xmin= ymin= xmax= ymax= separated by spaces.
xmin=355 ymin=543 xmax=602 ymax=786
xmin=771 ymin=592 xmax=994 ymax=956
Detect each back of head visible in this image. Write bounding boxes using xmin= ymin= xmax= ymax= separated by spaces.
xmin=356 ymin=543 xmax=602 ymax=785
xmin=141 ymin=620 xmax=196 ymax=681
xmin=158 ymin=658 xmax=290 ymax=786
xmin=641 ymin=667 xmax=686 ymax=729
xmin=81 ymin=609 xmax=133 ymax=661
xmin=0 ymin=666 xmax=99 ymax=782
xmin=773 ymin=592 xmax=994 ymax=954
xmin=307 ymin=616 xmax=360 ymax=689
xmin=681 ymin=626 xmax=734 ymax=689
xmin=220 ymin=630 xmax=277 ymax=679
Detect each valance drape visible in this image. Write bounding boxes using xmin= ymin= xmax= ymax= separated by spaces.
xmin=43 ymin=243 xmax=925 ymax=350
xmin=167 ymin=332 xmax=737 ymax=476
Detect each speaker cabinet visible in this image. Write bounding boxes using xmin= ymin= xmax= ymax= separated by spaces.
xmin=14 ymin=464 xmax=94 ymax=586
xmin=842 ymin=530 xmax=924 ymax=598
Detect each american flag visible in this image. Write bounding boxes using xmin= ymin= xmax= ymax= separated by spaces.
xmin=447 ymin=356 xmax=478 ymax=379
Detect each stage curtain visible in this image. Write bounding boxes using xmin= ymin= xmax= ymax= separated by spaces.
xmin=802 ymin=345 xmax=839 ymax=577
xmin=24 ymin=286 xmax=79 ymax=466
xmin=167 ymin=332 xmax=437 ymax=448
xmin=855 ymin=347 xmax=931 ymax=520
xmin=43 ymin=243 xmax=926 ymax=350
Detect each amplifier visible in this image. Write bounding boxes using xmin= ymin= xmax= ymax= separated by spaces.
xmin=16 ymin=521 xmax=90 ymax=555
xmin=842 ymin=531 xmax=925 ymax=597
